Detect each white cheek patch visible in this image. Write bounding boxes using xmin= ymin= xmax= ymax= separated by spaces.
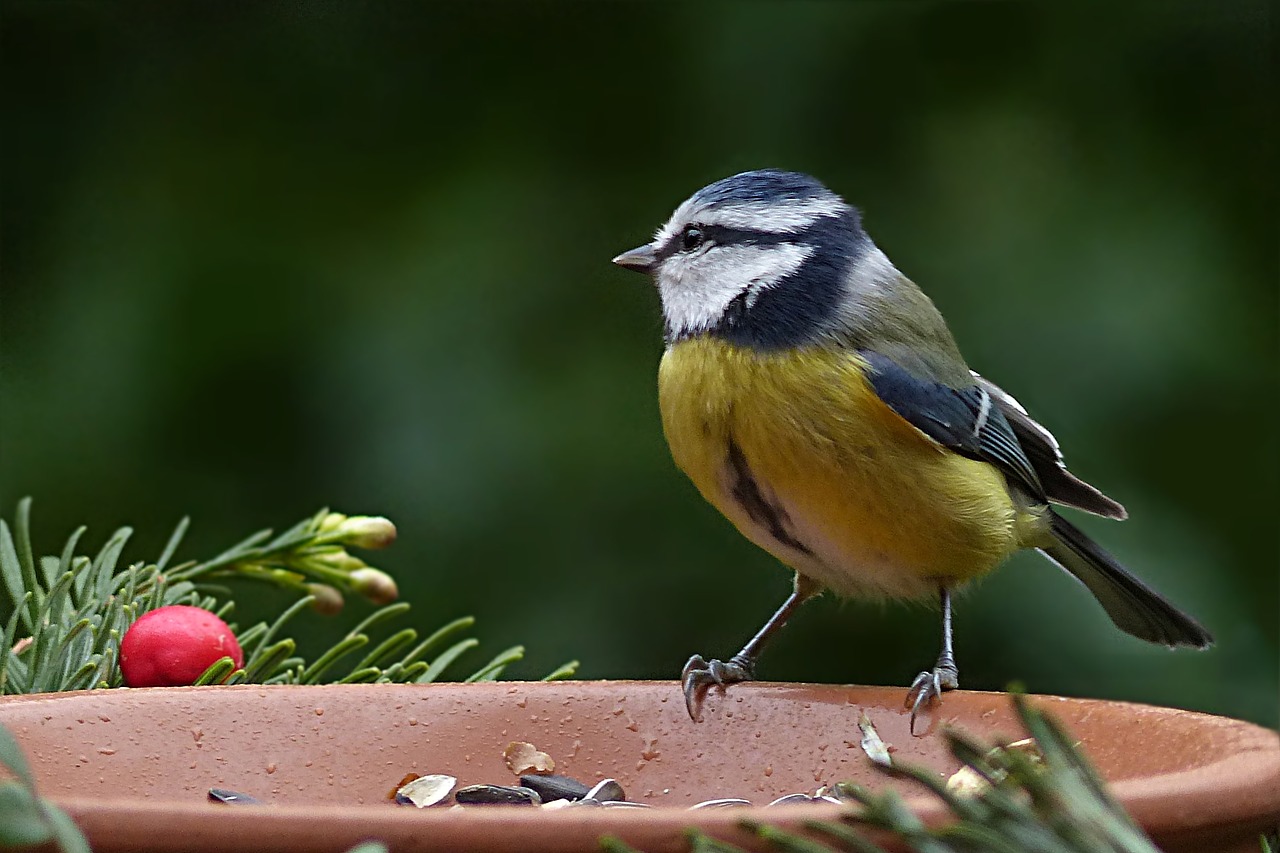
xmin=659 ymin=243 xmax=814 ymax=338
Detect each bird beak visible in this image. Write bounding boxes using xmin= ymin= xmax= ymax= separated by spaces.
xmin=611 ymin=244 xmax=658 ymax=274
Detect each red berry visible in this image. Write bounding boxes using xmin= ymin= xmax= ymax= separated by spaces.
xmin=119 ymin=605 xmax=243 ymax=687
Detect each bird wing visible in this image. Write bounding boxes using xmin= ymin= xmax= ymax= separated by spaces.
xmin=971 ymin=372 xmax=1127 ymax=520
xmin=860 ymin=351 xmax=1045 ymax=500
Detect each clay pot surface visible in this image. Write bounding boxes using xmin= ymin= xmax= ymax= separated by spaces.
xmin=1 ymin=681 xmax=1276 ymax=853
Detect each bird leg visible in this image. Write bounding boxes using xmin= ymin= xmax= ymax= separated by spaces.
xmin=906 ymin=586 xmax=959 ymax=734
xmin=682 ymin=573 xmax=820 ymax=721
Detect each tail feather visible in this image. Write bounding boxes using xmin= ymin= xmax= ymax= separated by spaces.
xmin=1039 ymin=511 xmax=1212 ymax=648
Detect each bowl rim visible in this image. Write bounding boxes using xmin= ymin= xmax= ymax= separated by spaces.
xmin=3 ymin=681 xmax=1277 ymax=853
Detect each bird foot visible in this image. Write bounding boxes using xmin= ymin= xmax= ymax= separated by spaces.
xmin=681 ymin=653 xmax=754 ymax=722
xmin=905 ymin=660 xmax=959 ymax=735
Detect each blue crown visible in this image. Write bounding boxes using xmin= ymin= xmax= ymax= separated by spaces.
xmin=691 ymin=170 xmax=836 ymax=208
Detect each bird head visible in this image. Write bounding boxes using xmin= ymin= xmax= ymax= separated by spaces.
xmin=612 ymin=169 xmax=872 ymax=348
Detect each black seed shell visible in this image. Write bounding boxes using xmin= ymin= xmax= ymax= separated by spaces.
xmin=454 ymin=784 xmax=542 ymax=806
xmin=518 ymin=773 xmax=590 ymax=802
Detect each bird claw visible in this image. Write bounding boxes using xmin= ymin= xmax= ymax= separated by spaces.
xmin=905 ymin=663 xmax=959 ymax=735
xmin=681 ymin=653 xmax=754 ymax=721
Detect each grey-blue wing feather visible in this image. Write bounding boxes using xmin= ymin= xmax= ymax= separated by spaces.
xmin=860 ymin=352 xmax=1044 ymax=498
xmin=971 ymin=373 xmax=1127 ymax=519
xmin=861 ymin=353 xmax=1207 ymax=648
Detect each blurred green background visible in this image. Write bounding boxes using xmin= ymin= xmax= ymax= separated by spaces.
xmin=2 ymin=2 xmax=1275 ymax=726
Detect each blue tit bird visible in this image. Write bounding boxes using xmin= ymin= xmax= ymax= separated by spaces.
xmin=612 ymin=169 xmax=1212 ymax=728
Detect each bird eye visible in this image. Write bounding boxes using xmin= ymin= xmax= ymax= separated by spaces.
xmin=680 ymin=225 xmax=705 ymax=251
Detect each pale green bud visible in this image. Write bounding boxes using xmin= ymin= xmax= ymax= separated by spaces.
xmin=310 ymin=549 xmax=367 ymax=573
xmin=337 ymin=516 xmax=397 ymax=550
xmin=349 ymin=567 xmax=399 ymax=605
xmin=306 ymin=583 xmax=345 ymax=616
xmin=318 ymin=512 xmax=348 ymax=533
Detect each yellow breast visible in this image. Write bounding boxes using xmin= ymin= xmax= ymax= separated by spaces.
xmin=658 ymin=337 xmax=1035 ymax=599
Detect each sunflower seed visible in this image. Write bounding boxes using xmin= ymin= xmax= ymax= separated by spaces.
xmin=767 ymin=793 xmax=815 ymax=807
xmin=542 ymin=796 xmax=603 ymax=809
xmin=454 ymin=784 xmax=542 ymax=806
xmin=858 ymin=712 xmax=892 ymax=767
xmin=394 ymin=774 xmax=457 ymax=808
xmin=585 ymin=778 xmax=625 ymax=802
xmin=540 ymin=798 xmax=576 ymax=810
xmin=208 ymin=788 xmax=259 ymax=805
xmin=601 ymin=800 xmax=652 ymax=809
xmin=519 ymin=773 xmax=590 ymax=802
xmin=688 ymin=798 xmax=752 ymax=809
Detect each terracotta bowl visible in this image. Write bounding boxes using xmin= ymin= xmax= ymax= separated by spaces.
xmin=1 ymin=682 xmax=1276 ymax=853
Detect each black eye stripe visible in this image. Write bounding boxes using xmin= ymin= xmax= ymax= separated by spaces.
xmin=655 ymin=224 xmax=810 ymax=263
xmin=699 ymin=225 xmax=802 ymax=247
xmin=654 ymin=209 xmax=858 ymax=266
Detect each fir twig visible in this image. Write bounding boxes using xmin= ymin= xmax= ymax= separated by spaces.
xmin=0 ymin=499 xmax=574 ymax=694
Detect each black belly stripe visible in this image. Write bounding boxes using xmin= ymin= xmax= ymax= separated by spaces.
xmin=725 ymin=439 xmax=813 ymax=556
